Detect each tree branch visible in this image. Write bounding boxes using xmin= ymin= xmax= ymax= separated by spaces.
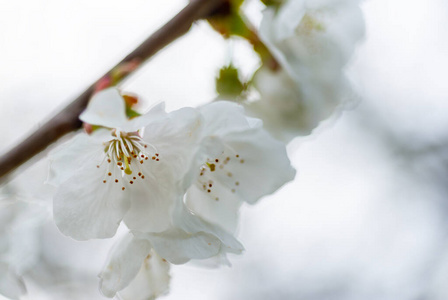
xmin=0 ymin=0 xmax=226 ymax=183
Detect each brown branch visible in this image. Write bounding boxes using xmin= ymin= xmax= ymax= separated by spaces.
xmin=0 ymin=0 xmax=227 ymax=183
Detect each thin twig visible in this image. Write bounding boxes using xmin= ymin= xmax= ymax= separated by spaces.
xmin=0 ymin=0 xmax=226 ymax=183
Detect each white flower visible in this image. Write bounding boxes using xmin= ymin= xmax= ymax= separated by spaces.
xmin=48 ymin=88 xmax=204 ymax=240
xmin=184 ymin=101 xmax=296 ymax=233
xmin=261 ymin=0 xmax=365 ymax=73
xmin=138 ymin=101 xmax=296 ymax=264
xmin=250 ymin=0 xmax=365 ymax=141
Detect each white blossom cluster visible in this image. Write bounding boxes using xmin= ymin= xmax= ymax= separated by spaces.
xmin=45 ymin=88 xmax=294 ymax=299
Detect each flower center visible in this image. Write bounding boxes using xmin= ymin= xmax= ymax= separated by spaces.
xmin=98 ymin=131 xmax=159 ymax=190
xmin=197 ymin=153 xmax=245 ymax=201
xmin=296 ymin=14 xmax=325 ymax=36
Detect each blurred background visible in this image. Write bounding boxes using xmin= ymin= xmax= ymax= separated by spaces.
xmin=1 ymin=0 xmax=448 ymax=299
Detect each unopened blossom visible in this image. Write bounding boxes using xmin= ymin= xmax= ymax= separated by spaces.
xmin=249 ymin=0 xmax=364 ymax=142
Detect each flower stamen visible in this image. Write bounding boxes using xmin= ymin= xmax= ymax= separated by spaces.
xmin=197 ymin=152 xmax=244 ymax=199
xmin=99 ymin=131 xmax=157 ymax=187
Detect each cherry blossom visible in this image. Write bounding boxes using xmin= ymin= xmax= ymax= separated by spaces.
xmin=48 ymin=88 xmax=204 ymax=240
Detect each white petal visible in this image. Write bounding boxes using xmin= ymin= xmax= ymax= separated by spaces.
xmin=99 ymin=234 xmax=152 ymax=298
xmin=119 ymin=102 xmax=167 ymax=133
xmin=80 ymin=87 xmax=128 ymax=128
xmin=262 ymin=0 xmax=306 ymax=42
xmin=190 ymin=247 xmax=232 ymax=268
xmin=118 ymin=249 xmax=170 ymax=300
xmin=0 ymin=200 xmax=46 ymax=284
xmin=124 ymin=107 xmax=204 ymax=233
xmin=131 ymin=199 xmax=243 ymax=265
xmin=198 ymin=102 xmax=250 ymax=136
xmin=53 ymin=159 xmax=129 ymax=240
xmin=8 ymin=203 xmax=46 ymax=275
xmin=144 ymin=106 xmax=204 ymax=181
xmin=247 ymin=66 xmax=335 ymax=141
xmin=47 ymin=129 xmax=110 ymax=186
xmin=139 ymin=228 xmax=222 ymax=265
xmin=146 ymin=106 xmax=203 ymax=165
xmin=186 ymin=182 xmax=242 ymax=233
xmin=180 ymin=135 xmax=225 ymax=192
xmin=123 ymin=176 xmax=174 ymax=233
xmin=0 ymin=262 xmax=26 ymax=300
xmin=246 ymin=117 xmax=263 ymax=129
xmin=172 ymin=203 xmax=244 ymax=255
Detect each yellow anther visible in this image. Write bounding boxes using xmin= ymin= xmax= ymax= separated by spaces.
xmin=206 ymin=162 xmax=216 ymax=172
